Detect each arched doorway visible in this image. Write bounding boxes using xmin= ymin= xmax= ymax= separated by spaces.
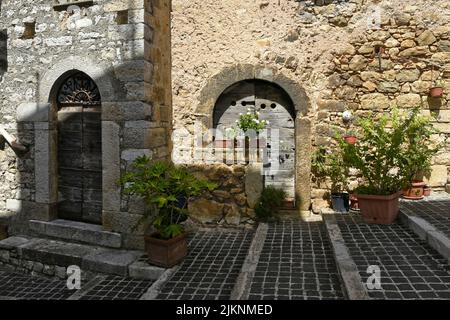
xmin=56 ymin=72 xmax=103 ymax=224
xmin=214 ymin=79 xmax=296 ymax=201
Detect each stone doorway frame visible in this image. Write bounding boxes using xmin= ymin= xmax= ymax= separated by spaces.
xmin=16 ymin=56 xmax=122 ymax=225
xmin=195 ymin=64 xmax=312 ymax=213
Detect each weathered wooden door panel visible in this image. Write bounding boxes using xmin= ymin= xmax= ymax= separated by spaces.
xmin=57 ymin=106 xmax=102 ymax=224
xmin=214 ymin=80 xmax=296 ymax=200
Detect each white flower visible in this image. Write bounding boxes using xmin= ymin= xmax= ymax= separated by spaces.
xmin=239 ymin=113 xmax=243 ymax=116
xmin=235 ymin=120 xmax=239 ymax=123
xmin=247 ymin=112 xmax=251 ymax=115
xmin=266 ymin=120 xmax=270 ymax=125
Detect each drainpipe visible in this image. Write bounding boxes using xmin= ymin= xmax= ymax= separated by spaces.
xmin=0 ymin=125 xmax=27 ymax=153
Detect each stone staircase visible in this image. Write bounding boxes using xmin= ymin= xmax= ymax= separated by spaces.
xmin=0 ymin=219 xmax=164 ymax=280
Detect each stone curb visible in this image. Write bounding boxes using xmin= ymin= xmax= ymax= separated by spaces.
xmin=229 ymin=223 xmax=268 ymax=300
xmin=323 ymin=215 xmax=370 ymax=300
xmin=140 ymin=265 xmax=180 ymax=300
xmin=399 ymin=211 xmax=450 ymax=264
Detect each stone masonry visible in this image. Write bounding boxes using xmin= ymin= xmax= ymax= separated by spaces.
xmin=0 ymin=0 xmax=172 ymax=249
xmin=171 ymin=0 xmax=450 ymax=215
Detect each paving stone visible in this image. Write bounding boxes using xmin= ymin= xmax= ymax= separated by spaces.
xmin=335 ymin=214 xmax=450 ymax=300
xmin=156 ymin=230 xmax=253 ymax=300
xmin=249 ymin=220 xmax=345 ymax=300
xmin=80 ymin=275 xmax=154 ymax=300
xmin=0 ymin=271 xmax=74 ymax=300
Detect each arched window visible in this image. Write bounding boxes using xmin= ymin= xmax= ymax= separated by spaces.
xmin=57 ymin=72 xmax=101 ymax=107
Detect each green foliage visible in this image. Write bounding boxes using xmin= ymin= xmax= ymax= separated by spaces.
xmin=255 ymin=186 xmax=287 ymax=221
xmin=311 ymin=146 xmax=349 ymax=193
xmin=336 ymin=107 xmax=439 ymax=195
xmin=236 ymin=108 xmax=268 ymax=133
xmin=119 ymin=157 xmax=217 ymax=239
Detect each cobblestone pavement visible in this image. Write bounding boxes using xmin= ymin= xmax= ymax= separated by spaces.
xmin=0 ymin=270 xmax=74 ymax=300
xmin=156 ymin=230 xmax=254 ymax=300
xmin=401 ymin=199 xmax=450 ymax=238
xmin=248 ymin=221 xmax=345 ymax=300
xmin=335 ymin=214 xmax=450 ymax=300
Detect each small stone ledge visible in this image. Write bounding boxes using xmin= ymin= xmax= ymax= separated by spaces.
xmin=230 ymin=223 xmax=268 ymax=300
xmin=29 ymin=219 xmax=122 ymax=249
xmin=0 ymin=236 xmax=163 ymax=279
xmin=16 ymin=103 xmax=51 ymax=123
xmin=400 ymin=212 xmax=450 ymax=263
xmin=323 ymin=214 xmax=370 ymax=300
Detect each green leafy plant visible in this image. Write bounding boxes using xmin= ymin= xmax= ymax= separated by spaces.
xmin=119 ymin=157 xmax=217 ymax=239
xmin=336 ymin=107 xmax=439 ymax=195
xmin=254 ymin=186 xmax=287 ymax=221
xmin=311 ymin=146 xmax=349 ymax=193
xmin=236 ymin=108 xmax=268 ymax=133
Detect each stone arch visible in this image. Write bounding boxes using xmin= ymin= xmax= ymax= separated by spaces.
xmin=39 ymin=55 xmax=122 ymax=107
xmin=196 ymin=64 xmax=311 ymax=127
xmin=195 ymin=64 xmax=312 ymax=213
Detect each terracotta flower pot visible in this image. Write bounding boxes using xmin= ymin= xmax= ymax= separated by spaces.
xmin=429 ymin=87 xmax=444 ymax=98
xmin=423 ymin=186 xmax=432 ymax=197
xmin=402 ymin=181 xmax=425 ymax=200
xmin=358 ymin=192 xmax=401 ymax=225
xmin=144 ymin=233 xmax=188 ymax=268
xmin=349 ymin=193 xmax=359 ymax=211
xmin=344 ymin=135 xmax=357 ymax=145
xmin=214 ymin=139 xmax=234 ymax=148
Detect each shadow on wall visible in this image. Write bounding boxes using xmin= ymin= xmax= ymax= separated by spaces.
xmin=0 ymin=29 xmax=7 ymax=77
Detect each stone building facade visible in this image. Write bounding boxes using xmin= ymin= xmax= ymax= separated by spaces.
xmin=171 ymin=0 xmax=450 ymax=220
xmin=0 ymin=0 xmax=172 ymax=249
xmin=0 ymin=0 xmax=450 ymax=247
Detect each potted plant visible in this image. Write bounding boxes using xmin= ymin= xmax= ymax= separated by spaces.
xmin=401 ymin=109 xmax=439 ymax=200
xmin=344 ymin=129 xmax=357 ymax=145
xmin=337 ymin=107 xmax=438 ymax=224
xmin=120 ymin=157 xmax=217 ymax=267
xmin=311 ymin=146 xmax=349 ymax=213
xmin=214 ymin=127 xmax=238 ymax=148
xmin=429 ymin=80 xmax=444 ymax=98
xmin=235 ymin=108 xmax=268 ymax=149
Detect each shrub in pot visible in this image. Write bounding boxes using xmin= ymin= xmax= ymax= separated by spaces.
xmin=400 ymin=113 xmax=439 ymax=200
xmin=120 ymin=157 xmax=217 ymax=267
xmin=255 ymin=186 xmax=287 ymax=222
xmin=336 ymin=107 xmax=438 ymax=224
xmin=311 ymin=146 xmax=349 ymax=213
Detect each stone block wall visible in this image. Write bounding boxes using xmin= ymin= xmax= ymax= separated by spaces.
xmin=185 ymin=163 xmax=259 ymax=227
xmin=0 ymin=0 xmax=172 ymax=249
xmin=171 ymin=0 xmax=450 ymax=213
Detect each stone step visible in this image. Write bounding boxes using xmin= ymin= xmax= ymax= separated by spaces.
xmin=29 ymin=219 xmax=122 ymax=249
xmin=0 ymin=236 xmax=164 ymax=280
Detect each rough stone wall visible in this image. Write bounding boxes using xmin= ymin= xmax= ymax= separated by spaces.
xmin=186 ymin=163 xmax=258 ymax=227
xmin=172 ymin=0 xmax=450 ymax=213
xmin=0 ymin=0 xmax=172 ymax=249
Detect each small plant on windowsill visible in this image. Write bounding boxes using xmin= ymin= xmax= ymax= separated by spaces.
xmin=235 ymin=108 xmax=269 ymax=151
xmin=119 ymin=156 xmax=217 ymax=268
xmin=429 ymin=79 xmax=444 ymax=98
xmin=343 ymin=128 xmax=358 ymax=145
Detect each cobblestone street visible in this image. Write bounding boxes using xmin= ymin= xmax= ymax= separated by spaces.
xmin=1 ymin=199 xmax=450 ymax=300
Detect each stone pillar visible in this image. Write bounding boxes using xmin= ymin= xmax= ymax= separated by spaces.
xmin=295 ymin=116 xmax=312 ymax=214
xmin=245 ymin=162 xmax=263 ymax=209
xmin=16 ymin=102 xmax=57 ymax=221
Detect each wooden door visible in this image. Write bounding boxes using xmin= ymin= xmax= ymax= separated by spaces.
xmin=213 ymin=80 xmax=296 ymax=200
xmin=57 ymin=106 xmax=102 ymax=224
